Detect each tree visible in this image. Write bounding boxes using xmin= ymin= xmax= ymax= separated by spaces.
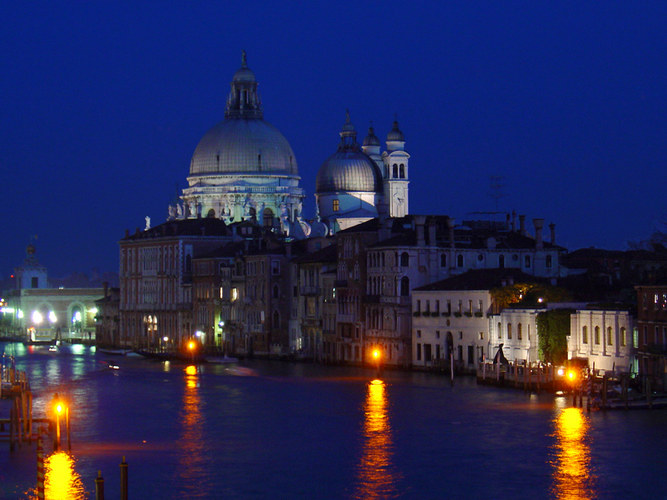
xmin=536 ymin=309 xmax=573 ymax=364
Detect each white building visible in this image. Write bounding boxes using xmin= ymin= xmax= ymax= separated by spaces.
xmin=315 ymin=113 xmax=410 ymax=234
xmin=569 ymin=308 xmax=635 ymax=373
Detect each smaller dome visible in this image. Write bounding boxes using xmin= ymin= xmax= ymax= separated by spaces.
xmin=316 ymin=150 xmax=382 ymax=193
xmin=232 ymin=67 xmax=256 ymax=83
xmin=363 ymin=124 xmax=380 ymax=147
xmin=387 ymin=119 xmax=404 ymax=142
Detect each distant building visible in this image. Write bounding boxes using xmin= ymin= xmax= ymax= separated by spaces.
xmin=14 ymin=244 xmax=48 ymax=290
xmin=118 ymin=218 xmax=232 ymax=348
xmin=635 ymin=285 xmax=667 ymax=391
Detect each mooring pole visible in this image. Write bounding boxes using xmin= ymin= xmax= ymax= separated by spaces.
xmin=66 ymin=406 xmax=71 ymax=451
xmin=95 ymin=470 xmax=105 ymax=500
xmin=450 ymin=353 xmax=454 ymax=386
xmin=120 ymin=456 xmax=128 ymax=500
xmin=36 ymin=432 xmax=45 ymax=500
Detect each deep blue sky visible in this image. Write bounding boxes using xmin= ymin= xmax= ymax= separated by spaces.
xmin=1 ymin=2 xmax=665 ymax=278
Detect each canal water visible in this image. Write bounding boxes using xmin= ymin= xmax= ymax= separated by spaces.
xmin=0 ymin=342 xmax=665 ymax=499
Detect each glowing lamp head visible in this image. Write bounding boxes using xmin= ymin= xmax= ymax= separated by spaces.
xmin=188 ymin=341 xmax=195 ymax=351
xmin=557 ymin=367 xmax=565 ymax=377
xmin=372 ymin=349 xmax=380 ymax=360
xmin=567 ymin=370 xmax=576 ymax=382
xmin=55 ymin=403 xmax=63 ymax=415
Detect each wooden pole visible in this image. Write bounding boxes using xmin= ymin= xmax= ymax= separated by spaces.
xmin=95 ymin=470 xmax=105 ymax=500
xmin=450 ymin=353 xmax=454 ymax=386
xmin=9 ymin=405 xmax=15 ymax=452
xmin=36 ymin=433 xmax=45 ymax=500
xmin=602 ymin=375 xmax=607 ymax=410
xmin=120 ymin=456 xmax=128 ymax=500
xmin=27 ymin=392 xmax=33 ymax=441
xmin=66 ymin=407 xmax=71 ymax=451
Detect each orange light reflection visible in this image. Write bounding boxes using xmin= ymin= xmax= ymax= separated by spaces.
xmin=551 ymin=407 xmax=596 ymax=499
xmin=177 ymin=364 xmax=206 ymax=495
xmin=353 ymin=380 xmax=399 ymax=499
xmin=44 ymin=451 xmax=85 ymax=499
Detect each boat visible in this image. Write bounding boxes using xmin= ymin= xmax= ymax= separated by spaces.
xmin=48 ymin=345 xmax=58 ymax=352
xmin=134 ymin=349 xmax=206 ymax=363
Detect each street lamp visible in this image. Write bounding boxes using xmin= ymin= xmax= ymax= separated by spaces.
xmin=188 ymin=341 xmax=196 ymax=363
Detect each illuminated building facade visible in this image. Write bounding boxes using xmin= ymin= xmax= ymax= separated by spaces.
xmin=315 ymin=114 xmax=410 ymax=235
xmin=172 ymin=52 xmax=307 ymax=238
xmin=118 ymin=218 xmax=231 ymax=348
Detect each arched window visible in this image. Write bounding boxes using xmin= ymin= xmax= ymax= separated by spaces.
xmin=248 ymin=207 xmax=256 ymax=220
xmin=262 ymin=208 xmax=274 ymax=227
xmin=440 ymin=254 xmax=447 ymax=267
xmin=620 ymin=327 xmax=626 ymax=347
xmin=524 ymin=255 xmax=531 ymax=267
xmin=273 ymin=311 xmax=280 ymax=328
xmin=582 ymin=326 xmax=588 ymax=344
xmin=457 ymin=254 xmax=464 ymax=267
xmin=400 ymin=252 xmax=409 ymax=267
xmin=517 ymin=323 xmax=522 ymax=340
xmin=497 ymin=322 xmax=502 ymax=339
xmin=499 ymin=255 xmax=505 ymax=269
xmin=392 ymin=164 xmax=398 ymax=178
xmin=400 ymin=276 xmax=410 ymax=296
xmin=399 ymin=164 xmax=405 ymax=178
xmin=207 ymin=208 xmax=216 ymax=218
xmin=507 ymin=323 xmax=512 ymax=339
xmin=607 ymin=326 xmax=613 ymax=346
xmin=594 ymin=326 xmax=600 ymax=345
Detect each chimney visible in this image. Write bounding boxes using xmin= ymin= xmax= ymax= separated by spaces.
xmin=533 ymin=218 xmax=544 ymax=249
xmin=125 ymin=229 xmax=129 ymax=238
xmin=446 ymin=217 xmax=455 ymax=249
xmin=549 ymin=223 xmax=556 ymax=245
xmin=511 ymin=210 xmax=517 ymax=232
xmin=103 ymin=281 xmax=109 ymax=299
xmin=519 ymin=215 xmax=526 ymax=236
xmin=415 ymin=215 xmax=426 ymax=246
xmin=428 ymin=219 xmax=436 ymax=246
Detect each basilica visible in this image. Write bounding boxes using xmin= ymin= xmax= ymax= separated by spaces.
xmin=169 ymin=52 xmax=410 ymax=236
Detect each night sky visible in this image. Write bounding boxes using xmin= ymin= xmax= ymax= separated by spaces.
xmin=2 ymin=2 xmax=665 ymax=279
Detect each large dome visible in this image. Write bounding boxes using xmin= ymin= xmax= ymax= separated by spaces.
xmin=316 ymin=150 xmax=382 ymax=193
xmin=189 ymin=119 xmax=298 ymax=176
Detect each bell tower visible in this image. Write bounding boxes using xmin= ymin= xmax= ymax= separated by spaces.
xmin=381 ymin=118 xmax=410 ymax=217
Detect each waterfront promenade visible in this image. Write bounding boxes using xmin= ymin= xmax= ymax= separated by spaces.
xmin=0 ymin=342 xmax=665 ymax=499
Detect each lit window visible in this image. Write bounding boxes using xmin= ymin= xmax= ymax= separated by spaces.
xmin=231 ymin=288 xmax=238 ymax=301
xmin=333 ymin=199 xmax=339 ymax=212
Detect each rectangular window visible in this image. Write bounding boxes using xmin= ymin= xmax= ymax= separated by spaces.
xmin=478 ymin=300 xmax=483 ymax=313
xmin=507 ymin=323 xmax=512 ymax=340
xmin=517 ymin=323 xmax=522 ymax=341
xmin=424 ymin=343 xmax=432 ymax=361
xmin=271 ymin=261 xmax=280 ymax=275
xmin=620 ymin=328 xmax=626 ymax=347
xmin=333 ymin=199 xmax=340 ymax=212
xmin=480 ymin=331 xmax=484 ymax=340
xmin=436 ymin=330 xmax=440 ymax=339
xmin=416 ymin=343 xmax=422 ymax=361
xmin=416 ymin=300 xmax=421 ymax=313
xmin=435 ymin=300 xmax=440 ymax=313
xmin=582 ymin=326 xmax=588 ymax=344
xmin=417 ymin=330 xmax=421 ymax=338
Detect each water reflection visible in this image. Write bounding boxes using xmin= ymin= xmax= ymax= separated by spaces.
xmin=354 ymin=379 xmax=399 ymax=499
xmin=44 ymin=451 xmax=85 ymax=499
xmin=178 ymin=365 xmax=207 ymax=497
xmin=551 ymin=406 xmax=596 ymax=499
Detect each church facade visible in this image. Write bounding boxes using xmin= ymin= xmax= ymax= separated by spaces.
xmin=172 ymin=52 xmax=307 ymax=238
